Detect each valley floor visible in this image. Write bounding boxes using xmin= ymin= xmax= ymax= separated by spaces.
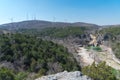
xmin=76 ymin=45 xmax=120 ymax=70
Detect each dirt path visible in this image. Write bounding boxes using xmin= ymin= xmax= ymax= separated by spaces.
xmin=77 ymin=47 xmax=94 ymax=66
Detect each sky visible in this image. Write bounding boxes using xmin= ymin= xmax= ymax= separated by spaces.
xmin=0 ymin=0 xmax=120 ymax=25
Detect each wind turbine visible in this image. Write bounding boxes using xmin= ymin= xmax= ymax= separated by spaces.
xmin=52 ymin=17 xmax=56 ymax=27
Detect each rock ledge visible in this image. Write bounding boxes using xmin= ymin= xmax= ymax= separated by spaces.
xmin=35 ymin=71 xmax=91 ymax=80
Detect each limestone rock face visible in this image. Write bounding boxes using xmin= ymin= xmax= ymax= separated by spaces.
xmin=35 ymin=71 xmax=91 ymax=80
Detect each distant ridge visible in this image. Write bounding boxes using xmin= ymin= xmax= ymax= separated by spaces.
xmin=103 ymin=24 xmax=120 ymax=28
xmin=0 ymin=20 xmax=100 ymax=30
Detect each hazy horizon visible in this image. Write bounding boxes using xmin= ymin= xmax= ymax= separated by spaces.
xmin=0 ymin=0 xmax=120 ymax=25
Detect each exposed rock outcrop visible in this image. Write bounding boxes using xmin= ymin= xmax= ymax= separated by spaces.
xmin=35 ymin=71 xmax=91 ymax=80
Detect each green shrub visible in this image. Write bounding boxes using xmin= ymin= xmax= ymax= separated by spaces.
xmin=0 ymin=67 xmax=15 ymax=80
xmin=82 ymin=62 xmax=117 ymax=80
xmin=15 ymin=72 xmax=28 ymax=80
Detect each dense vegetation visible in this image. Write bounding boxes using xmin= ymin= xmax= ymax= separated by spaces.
xmin=100 ymin=27 xmax=120 ymax=36
xmin=82 ymin=62 xmax=117 ymax=80
xmin=18 ymin=27 xmax=87 ymax=38
xmin=0 ymin=33 xmax=80 ymax=79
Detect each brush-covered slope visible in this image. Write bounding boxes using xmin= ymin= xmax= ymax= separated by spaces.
xmin=99 ymin=26 xmax=120 ymax=59
xmin=18 ymin=26 xmax=89 ymax=38
xmin=0 ymin=33 xmax=80 ymax=80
